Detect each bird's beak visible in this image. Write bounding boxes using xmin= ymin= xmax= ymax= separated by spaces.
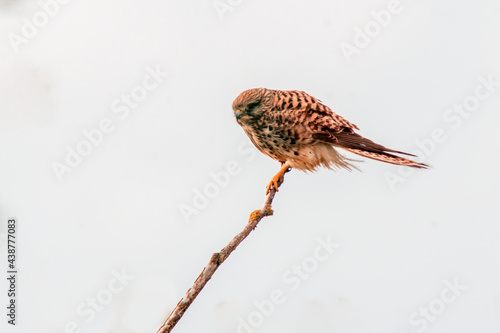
xmin=235 ymin=109 xmax=243 ymax=120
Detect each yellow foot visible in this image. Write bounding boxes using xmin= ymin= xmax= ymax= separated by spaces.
xmin=265 ymin=175 xmax=281 ymax=195
xmin=265 ymin=162 xmax=291 ymax=195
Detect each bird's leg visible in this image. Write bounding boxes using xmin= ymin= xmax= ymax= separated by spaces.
xmin=265 ymin=161 xmax=291 ymax=195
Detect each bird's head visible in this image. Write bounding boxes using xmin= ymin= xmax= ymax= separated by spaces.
xmin=232 ymin=88 xmax=274 ymax=125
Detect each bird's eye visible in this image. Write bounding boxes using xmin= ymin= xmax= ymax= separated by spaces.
xmin=246 ymin=102 xmax=260 ymax=113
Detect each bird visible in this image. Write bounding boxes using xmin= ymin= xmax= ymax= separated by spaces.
xmin=232 ymin=88 xmax=428 ymax=194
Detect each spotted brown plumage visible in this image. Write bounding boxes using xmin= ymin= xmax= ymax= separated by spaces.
xmin=232 ymin=88 xmax=428 ymax=194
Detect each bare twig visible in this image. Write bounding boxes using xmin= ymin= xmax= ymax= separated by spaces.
xmin=156 ymin=173 xmax=287 ymax=333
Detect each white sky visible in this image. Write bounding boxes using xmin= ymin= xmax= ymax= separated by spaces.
xmin=1 ymin=0 xmax=499 ymax=332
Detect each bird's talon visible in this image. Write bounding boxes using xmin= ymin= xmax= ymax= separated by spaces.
xmin=265 ymin=177 xmax=281 ymax=195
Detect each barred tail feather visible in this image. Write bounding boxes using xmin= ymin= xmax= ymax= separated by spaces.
xmin=343 ymin=148 xmax=429 ymax=169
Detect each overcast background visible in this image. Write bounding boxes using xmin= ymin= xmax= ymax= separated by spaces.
xmin=1 ymin=0 xmax=499 ymax=332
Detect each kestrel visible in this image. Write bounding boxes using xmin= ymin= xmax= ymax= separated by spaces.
xmin=232 ymin=88 xmax=428 ymax=194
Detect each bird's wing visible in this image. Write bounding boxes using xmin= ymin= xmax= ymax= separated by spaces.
xmin=271 ymin=90 xmax=427 ymax=168
xmin=313 ymin=129 xmax=416 ymax=157
xmin=298 ymin=93 xmax=416 ymax=157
